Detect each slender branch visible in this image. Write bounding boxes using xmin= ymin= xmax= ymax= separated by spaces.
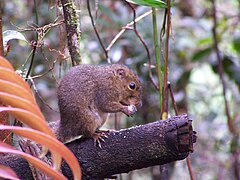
xmin=17 ymin=20 xmax=64 ymax=33
xmin=25 ymin=0 xmax=39 ymax=82
xmin=60 ymin=0 xmax=81 ymax=66
xmin=161 ymin=0 xmax=171 ymax=116
xmin=168 ymin=82 xmax=178 ymax=115
xmin=25 ymin=0 xmax=39 ymax=81
xmin=33 ymin=0 xmax=39 ymax=26
xmin=158 ymin=3 xmax=171 ymax=179
xmin=162 ymin=2 xmax=195 ymax=180
xmin=211 ymin=0 xmax=235 ymax=135
xmin=168 ymin=82 xmax=195 ymax=180
xmin=25 ymin=42 xmax=37 ymax=81
xmin=211 ymin=1 xmax=239 ymax=179
xmin=126 ymin=3 xmax=158 ymax=90
xmin=160 ymin=9 xmax=167 ymax=47
xmin=106 ymin=10 xmax=152 ymax=51
xmin=152 ymin=8 xmax=163 ymax=111
xmin=29 ymin=78 xmax=59 ymax=112
xmin=130 ymin=8 xmax=157 ymax=89
xmin=186 ymin=157 xmax=194 ymax=180
xmin=86 ymin=0 xmax=110 ymax=63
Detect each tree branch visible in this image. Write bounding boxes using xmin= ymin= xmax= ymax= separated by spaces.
xmin=86 ymin=0 xmax=110 ymax=63
xmin=61 ymin=0 xmax=81 ymax=66
xmin=0 ymin=114 xmax=196 ymax=180
xmin=211 ymin=0 xmax=235 ymax=135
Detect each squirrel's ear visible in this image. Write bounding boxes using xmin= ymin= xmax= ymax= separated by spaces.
xmin=116 ymin=68 xmax=126 ymax=79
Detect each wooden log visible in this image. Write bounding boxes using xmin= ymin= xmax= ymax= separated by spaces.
xmin=0 ymin=113 xmax=196 ymax=179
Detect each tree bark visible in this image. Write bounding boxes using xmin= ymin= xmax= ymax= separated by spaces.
xmin=60 ymin=0 xmax=81 ymax=66
xmin=0 ymin=114 xmax=196 ymax=180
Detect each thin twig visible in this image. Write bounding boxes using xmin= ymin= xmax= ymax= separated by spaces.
xmin=168 ymin=82 xmax=178 ymax=115
xmin=212 ymin=1 xmax=238 ymax=179
xmin=25 ymin=0 xmax=39 ymax=82
xmin=25 ymin=47 xmax=59 ymax=81
xmin=164 ymin=1 xmax=195 ymax=179
xmin=152 ymin=8 xmax=163 ymax=108
xmin=33 ymin=0 xmax=39 ymax=26
xmin=25 ymin=42 xmax=37 ymax=81
xmin=18 ymin=19 xmax=64 ymax=32
xmin=106 ymin=10 xmax=152 ymax=51
xmin=17 ymin=19 xmax=64 ymax=49
xmin=126 ymin=2 xmax=158 ymax=90
xmin=160 ymin=9 xmax=167 ymax=40
xmin=41 ymin=46 xmax=61 ymax=84
xmin=211 ymin=0 xmax=235 ymax=135
xmin=94 ymin=0 xmax=99 ymax=22
xmin=169 ymin=80 xmax=195 ymax=180
xmin=87 ymin=0 xmax=110 ymax=63
xmin=186 ymin=157 xmax=194 ymax=180
xmin=161 ymin=0 xmax=171 ymax=115
xmin=158 ymin=2 xmax=172 ymax=177
xmin=26 ymin=68 xmax=53 ymax=79
xmin=160 ymin=9 xmax=167 ymax=59
xmin=30 ymin=78 xmax=59 ymax=112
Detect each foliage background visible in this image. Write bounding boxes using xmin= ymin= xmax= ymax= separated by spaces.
xmin=2 ymin=0 xmax=240 ymax=179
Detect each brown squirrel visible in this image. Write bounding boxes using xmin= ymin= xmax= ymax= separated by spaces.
xmin=52 ymin=64 xmax=142 ymax=147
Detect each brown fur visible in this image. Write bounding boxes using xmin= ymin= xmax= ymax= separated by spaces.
xmin=54 ymin=64 xmax=142 ymax=143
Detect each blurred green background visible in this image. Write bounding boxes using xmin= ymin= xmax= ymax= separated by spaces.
xmin=2 ymin=0 xmax=240 ymax=179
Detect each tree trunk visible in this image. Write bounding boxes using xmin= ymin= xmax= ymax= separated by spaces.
xmin=60 ymin=0 xmax=81 ymax=66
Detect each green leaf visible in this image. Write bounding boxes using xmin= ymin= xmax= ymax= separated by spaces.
xmin=211 ymin=55 xmax=240 ymax=90
xmin=222 ymin=56 xmax=240 ymax=89
xmin=222 ymin=56 xmax=234 ymax=77
xmin=197 ymin=37 xmax=213 ymax=46
xmin=3 ymin=30 xmax=28 ymax=47
xmin=232 ymin=66 xmax=240 ymax=89
xmin=126 ymin=0 xmax=167 ymax=8
xmin=192 ymin=47 xmax=212 ymax=62
xmin=233 ymin=36 xmax=240 ymax=53
xmin=3 ymin=30 xmax=28 ymax=54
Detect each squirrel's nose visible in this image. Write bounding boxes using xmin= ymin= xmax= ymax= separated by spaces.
xmin=129 ymin=96 xmax=142 ymax=108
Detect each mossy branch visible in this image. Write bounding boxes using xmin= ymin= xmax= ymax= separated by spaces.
xmin=61 ymin=0 xmax=81 ymax=66
xmin=1 ymin=114 xmax=196 ymax=180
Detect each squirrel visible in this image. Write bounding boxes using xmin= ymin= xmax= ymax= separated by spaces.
xmin=51 ymin=64 xmax=142 ymax=147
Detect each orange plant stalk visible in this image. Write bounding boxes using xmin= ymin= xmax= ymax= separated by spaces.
xmin=0 ymin=2 xmax=11 ymax=144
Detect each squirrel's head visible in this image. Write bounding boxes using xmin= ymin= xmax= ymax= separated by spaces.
xmin=112 ymin=64 xmax=142 ymax=109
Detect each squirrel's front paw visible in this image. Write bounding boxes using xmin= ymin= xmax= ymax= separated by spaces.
xmin=123 ymin=104 xmax=137 ymax=116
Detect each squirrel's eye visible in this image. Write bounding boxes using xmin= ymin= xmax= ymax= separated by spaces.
xmin=128 ymin=82 xmax=136 ymax=90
